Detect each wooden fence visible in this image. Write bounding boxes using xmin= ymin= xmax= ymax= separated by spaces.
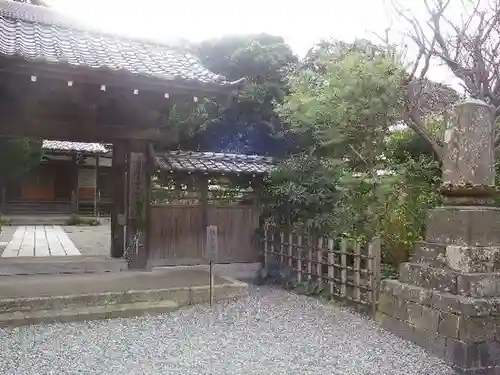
xmin=263 ymin=225 xmax=382 ymax=314
xmin=148 ymin=204 xmax=261 ymax=266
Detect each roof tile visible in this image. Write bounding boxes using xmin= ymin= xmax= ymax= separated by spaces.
xmin=0 ymin=0 xmax=242 ymax=87
xmin=155 ymin=151 xmax=275 ymax=175
xmin=42 ymin=140 xmax=109 ymax=153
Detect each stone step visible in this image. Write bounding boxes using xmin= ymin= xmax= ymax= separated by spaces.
xmin=0 ymin=287 xmax=190 ymax=313
xmin=5 ymin=216 xmax=72 ymax=225
xmin=0 ymin=268 xmax=248 ymax=327
xmin=410 ymin=241 xmax=447 ymax=267
xmin=0 ymin=299 xmax=179 ymax=327
xmin=0 ymin=256 xmax=128 ymax=276
xmin=4 ymin=202 xmax=72 ymax=215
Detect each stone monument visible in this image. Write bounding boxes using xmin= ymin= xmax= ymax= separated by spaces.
xmin=377 ymin=100 xmax=500 ymax=375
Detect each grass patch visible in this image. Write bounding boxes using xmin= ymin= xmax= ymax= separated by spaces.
xmin=0 ymin=216 xmax=11 ymax=227
xmin=65 ymin=214 xmax=100 ymax=226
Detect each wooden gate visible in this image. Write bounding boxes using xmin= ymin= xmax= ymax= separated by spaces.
xmin=148 ymin=204 xmax=261 ymax=266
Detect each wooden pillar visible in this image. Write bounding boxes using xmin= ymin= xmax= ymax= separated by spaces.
xmin=110 ymin=141 xmax=127 ymax=258
xmin=94 ymin=154 xmax=100 ymax=217
xmin=71 ymin=155 xmax=78 ymax=214
xmin=199 ymin=175 xmax=209 ymax=229
xmin=126 ymin=141 xmax=153 ymax=268
xmin=0 ymin=186 xmax=5 ymax=214
xmin=251 ymin=177 xmax=264 ymax=214
xmin=198 ymin=174 xmax=209 ymax=259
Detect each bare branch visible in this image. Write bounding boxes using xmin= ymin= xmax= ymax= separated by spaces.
xmin=394 ymin=0 xmax=500 ymax=159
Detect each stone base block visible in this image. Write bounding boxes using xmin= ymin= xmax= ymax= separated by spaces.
xmin=399 ymin=262 xmax=458 ymax=294
xmin=411 ymin=241 xmax=447 ymax=267
xmin=381 ymin=279 xmax=500 ymax=317
xmin=426 ymin=206 xmax=500 ymax=246
xmin=412 ymin=241 xmax=500 ymax=274
xmin=446 ymin=245 xmax=500 ymax=273
xmin=377 ymin=311 xmax=500 ymax=374
xmin=399 ymin=262 xmax=500 ymax=297
xmin=378 ymin=279 xmax=500 ymax=374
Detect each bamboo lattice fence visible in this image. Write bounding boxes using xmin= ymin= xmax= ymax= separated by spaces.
xmin=263 ymin=225 xmax=382 ymax=315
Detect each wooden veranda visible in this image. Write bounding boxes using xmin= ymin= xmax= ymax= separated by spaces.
xmin=0 ymin=0 xmax=244 ymax=268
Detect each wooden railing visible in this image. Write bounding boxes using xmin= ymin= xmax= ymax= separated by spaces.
xmin=263 ymin=225 xmax=382 ymax=315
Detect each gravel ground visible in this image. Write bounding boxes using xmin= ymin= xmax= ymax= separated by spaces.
xmin=63 ymin=219 xmax=110 ymax=256
xmin=0 ymin=286 xmax=455 ymax=375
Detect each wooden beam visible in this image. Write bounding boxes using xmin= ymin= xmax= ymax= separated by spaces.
xmin=0 ymin=56 xmax=242 ymax=98
xmin=198 ymin=174 xmax=209 ymax=227
xmin=110 ymin=141 xmax=127 ymax=258
xmin=0 ymin=117 xmax=172 ymax=142
xmin=198 ymin=174 xmax=209 ymax=261
xmin=71 ymin=155 xmax=78 ymax=214
xmin=94 ymin=154 xmax=100 ymax=217
xmin=144 ymin=143 xmax=154 ymax=267
xmin=0 ymin=78 xmax=179 ymax=142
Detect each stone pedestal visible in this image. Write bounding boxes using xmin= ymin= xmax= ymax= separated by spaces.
xmin=377 ymin=100 xmax=500 ymax=375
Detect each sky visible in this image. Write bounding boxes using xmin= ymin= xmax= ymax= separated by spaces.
xmin=47 ymin=0 xmax=461 ymax=87
xmin=48 ymin=0 xmax=396 ymax=57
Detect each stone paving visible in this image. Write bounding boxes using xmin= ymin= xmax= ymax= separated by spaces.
xmin=1 ymin=226 xmax=80 ymax=257
xmin=0 ymin=221 xmax=110 ymax=257
xmin=0 ymin=286 xmax=455 ymax=375
xmin=0 ymin=226 xmax=16 ymax=255
xmin=0 ymin=220 xmax=111 ymax=257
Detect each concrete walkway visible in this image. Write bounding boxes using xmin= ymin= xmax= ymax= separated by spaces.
xmin=1 ymin=226 xmax=81 ymax=257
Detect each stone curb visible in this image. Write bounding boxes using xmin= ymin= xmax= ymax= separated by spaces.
xmin=0 ymin=280 xmax=248 ymax=327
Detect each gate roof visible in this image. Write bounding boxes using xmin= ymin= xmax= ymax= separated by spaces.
xmin=0 ymin=0 xmax=244 ymax=93
xmin=155 ymin=151 xmax=275 ymax=176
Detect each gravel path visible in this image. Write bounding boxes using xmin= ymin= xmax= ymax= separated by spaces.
xmin=0 ymin=286 xmax=455 ymax=375
xmin=63 ymin=219 xmax=110 ymax=256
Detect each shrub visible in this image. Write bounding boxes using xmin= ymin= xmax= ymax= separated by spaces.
xmin=261 ymin=153 xmax=344 ymax=232
xmin=377 ymin=156 xmax=441 ymax=266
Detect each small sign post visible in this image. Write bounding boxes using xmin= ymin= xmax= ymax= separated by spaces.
xmin=206 ymin=226 xmax=219 ymax=306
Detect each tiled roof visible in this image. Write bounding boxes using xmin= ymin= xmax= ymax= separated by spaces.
xmin=155 ymin=151 xmax=275 ymax=175
xmin=0 ymin=1 xmax=243 ymax=88
xmin=42 ymin=140 xmax=109 ymax=154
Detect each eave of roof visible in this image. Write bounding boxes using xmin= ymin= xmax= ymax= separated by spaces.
xmin=0 ymin=0 xmax=245 ymax=94
xmin=42 ymin=140 xmax=110 ymax=154
xmin=155 ymin=151 xmax=275 ymax=175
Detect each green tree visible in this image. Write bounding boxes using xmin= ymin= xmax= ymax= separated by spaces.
xmin=277 ymin=42 xmax=405 ymax=172
xmin=173 ymin=34 xmax=299 ymax=156
xmin=385 ymin=115 xmax=445 ymax=165
xmin=262 ymin=153 xmax=344 ymax=232
xmin=0 ymin=137 xmax=43 ymax=211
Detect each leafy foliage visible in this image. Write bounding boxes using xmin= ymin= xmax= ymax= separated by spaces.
xmin=385 ymin=116 xmax=444 ymax=164
xmin=171 ymin=34 xmax=299 ymax=157
xmin=262 ymin=39 xmax=445 ymax=268
xmin=262 ymin=153 xmax=343 ymax=231
xmin=377 ymin=156 xmax=441 ymax=266
xmin=0 ymin=137 xmax=43 ymax=185
xmin=277 ymin=44 xmax=405 ymax=171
